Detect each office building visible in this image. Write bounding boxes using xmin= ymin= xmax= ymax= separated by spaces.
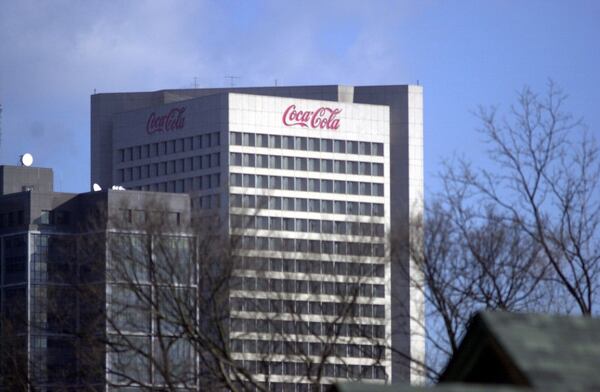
xmin=91 ymin=85 xmax=424 ymax=389
xmin=0 ymin=165 xmax=191 ymax=390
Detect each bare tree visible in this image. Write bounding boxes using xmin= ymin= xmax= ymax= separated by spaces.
xmin=83 ymin=197 xmax=390 ymax=391
xmin=401 ymin=81 xmax=600 ymax=379
xmin=450 ymin=80 xmax=600 ymax=315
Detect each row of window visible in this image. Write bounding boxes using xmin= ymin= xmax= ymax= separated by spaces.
xmin=0 ymin=210 xmax=25 ymax=228
xmin=231 ymin=215 xmax=385 ymax=238
xmin=119 ymin=209 xmax=182 ymax=226
xmin=118 ymin=153 xmax=221 ymax=182
xmin=230 ymin=276 xmax=385 ymax=298
xmin=230 ymin=153 xmax=384 ymax=176
xmin=232 ymin=236 xmax=385 ymax=257
xmin=234 ymin=257 xmax=385 ymax=278
xmin=235 ymin=360 xmax=386 ymax=381
xmin=118 ymin=132 xmax=221 ymax=163
xmin=128 ymin=175 xmax=221 ymax=194
xmin=231 ymin=316 xmax=385 ymax=336
xmin=230 ymin=174 xmax=384 ymax=197
xmin=230 ymin=132 xmax=384 ymax=157
xmin=230 ymin=194 xmax=384 ymax=217
xmin=231 ymin=296 xmax=385 ymax=319
xmin=232 ymin=339 xmax=384 ymax=360
xmin=192 ymin=194 xmax=222 ymax=210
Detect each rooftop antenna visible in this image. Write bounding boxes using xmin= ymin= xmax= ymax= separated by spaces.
xmin=275 ymin=79 xmax=278 ymax=86
xmin=225 ymin=75 xmax=240 ymax=87
xmin=193 ymin=76 xmax=198 ymax=88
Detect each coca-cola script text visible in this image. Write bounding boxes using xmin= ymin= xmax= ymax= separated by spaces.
xmin=146 ymin=107 xmax=186 ymax=135
xmin=282 ymin=105 xmax=342 ymax=130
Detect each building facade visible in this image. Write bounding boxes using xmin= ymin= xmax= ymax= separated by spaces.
xmin=0 ymin=165 xmax=192 ymax=390
xmin=91 ymin=85 xmax=425 ymax=389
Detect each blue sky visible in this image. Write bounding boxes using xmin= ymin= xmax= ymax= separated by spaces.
xmin=1 ymin=1 xmax=598 ymax=194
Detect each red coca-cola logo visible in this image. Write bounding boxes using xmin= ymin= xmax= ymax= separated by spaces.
xmin=282 ymin=104 xmax=342 ymax=130
xmin=146 ymin=107 xmax=186 ymax=135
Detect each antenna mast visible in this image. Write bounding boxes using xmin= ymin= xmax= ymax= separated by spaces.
xmin=224 ymin=75 xmax=240 ymax=87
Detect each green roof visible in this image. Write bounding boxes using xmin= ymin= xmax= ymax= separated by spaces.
xmin=333 ymin=382 xmax=528 ymax=392
xmin=442 ymin=312 xmax=600 ymax=391
xmin=336 ymin=311 xmax=600 ymax=392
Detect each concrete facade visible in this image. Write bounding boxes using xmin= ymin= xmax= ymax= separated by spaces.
xmin=91 ymin=84 xmax=425 ymax=387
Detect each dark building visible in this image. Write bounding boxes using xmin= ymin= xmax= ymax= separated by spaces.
xmin=0 ymin=165 xmax=191 ymax=390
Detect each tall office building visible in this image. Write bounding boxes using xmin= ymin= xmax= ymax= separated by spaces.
xmin=91 ymin=85 xmax=424 ymax=389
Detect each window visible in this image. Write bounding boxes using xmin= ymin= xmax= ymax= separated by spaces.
xmin=242 ymin=153 xmax=255 ymax=167
xmin=295 ymin=157 xmax=307 ymax=171
xmin=295 ymin=136 xmax=307 ymax=150
xmin=359 ymin=162 xmax=371 ymax=175
xmin=257 ymin=216 xmax=269 ymax=229
xmin=308 ymin=179 xmax=320 ymax=192
xmin=373 ymin=163 xmax=384 ymax=176
xmin=359 ymin=142 xmax=371 ymax=155
xmin=269 ymin=196 xmax=282 ymax=210
xmin=242 ymin=174 xmax=255 ymax=187
xmin=242 ymin=195 xmax=255 ymax=208
xmin=308 ymin=138 xmax=320 ymax=151
xmin=308 ymin=158 xmax=320 ymax=172
xmin=321 ymin=139 xmax=333 ymax=152
xmin=256 ymin=175 xmax=268 ymax=189
xmin=373 ymin=142 xmax=384 ymax=156
xmin=282 ymin=136 xmax=294 ymax=149
xmin=242 ymin=133 xmax=255 ymax=146
xmin=347 ymin=141 xmax=358 ymax=154
xmin=309 ymin=220 xmax=320 ymax=233
xmin=335 ymin=221 xmax=346 ymax=234
xmin=230 ymin=173 xmax=242 ymax=187
xmin=348 ymin=182 xmax=359 ymax=195
xmin=269 ymin=155 xmax=281 ymax=169
xmin=360 ymin=182 xmax=372 ymax=196
xmin=269 ymin=176 xmax=281 ymax=189
xmin=321 ymin=200 xmax=333 ymax=213
xmin=256 ymin=134 xmax=269 ymax=147
xmin=295 ymin=178 xmax=307 ymax=191
xmin=308 ymin=199 xmax=320 ymax=212
xmin=282 ymin=197 xmax=295 ymax=211
xmin=282 ymin=176 xmax=294 ymax=190
xmin=334 ymin=180 xmax=346 ymax=194
xmin=282 ymin=156 xmax=294 ymax=170
xmin=296 ymin=198 xmax=307 ymax=211
xmin=334 ymin=140 xmax=345 ymax=153
xmin=269 ymin=217 xmax=282 ymax=231
xmin=269 ymin=135 xmax=281 ymax=148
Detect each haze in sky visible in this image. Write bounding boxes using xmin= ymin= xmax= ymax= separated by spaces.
xmin=0 ymin=1 xmax=598 ymax=195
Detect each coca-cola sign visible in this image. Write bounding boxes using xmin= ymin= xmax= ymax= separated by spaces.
xmin=282 ymin=104 xmax=342 ymax=130
xmin=146 ymin=107 xmax=186 ymax=135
